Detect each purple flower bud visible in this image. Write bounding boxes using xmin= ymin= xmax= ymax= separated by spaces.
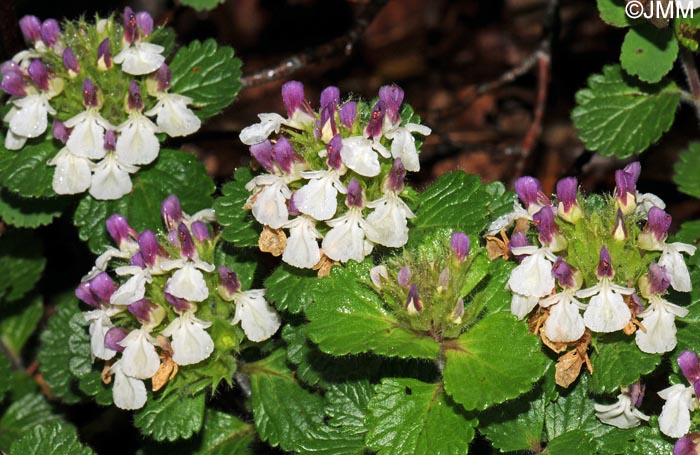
xmin=218 ymin=265 xmax=241 ymax=295
xmin=627 ymin=382 xmax=645 ymax=409
xmin=370 ymin=265 xmax=388 ymax=287
xmin=138 ymin=230 xmax=160 ymax=267
xmin=346 ymin=178 xmax=364 ymax=208
xmin=19 ymin=16 xmax=42 ymax=44
xmin=674 ymin=433 xmax=700 ymax=455
xmin=406 ymin=284 xmax=423 ymax=314
xmin=161 ymin=195 xmax=183 ymax=231
xmin=552 ymin=257 xmax=576 ymax=288
xmin=364 ymin=100 xmax=386 ymax=139
xmin=339 ymin=101 xmax=357 ymax=129
xmin=451 ymin=232 xmax=470 ymax=263
xmin=386 ymin=159 xmax=406 ymax=192
xmin=250 ymin=140 xmax=275 ymax=172
xmin=630 ymin=293 xmax=644 ymax=315
xmin=397 ymin=266 xmax=411 ymax=287
xmin=612 ymin=209 xmax=627 ymax=241
xmin=378 ymin=84 xmax=404 ymax=124
xmin=648 ymin=263 xmax=670 ymax=295
xmin=177 ymin=222 xmax=196 ymax=259
xmin=40 ymin=19 xmax=60 ymax=47
xmin=90 ymin=272 xmax=116 ymax=302
xmin=76 ymin=281 xmax=99 ymax=308
xmin=533 ymin=206 xmax=558 ymax=245
xmin=646 ymin=207 xmax=672 ymax=241
xmin=327 ymin=134 xmax=343 ymax=170
xmin=28 ymin=59 xmax=49 ymax=91
xmin=515 ymin=176 xmax=549 ymax=212
xmin=438 ymin=268 xmax=450 ymax=289
xmin=556 ymin=177 xmax=579 ymax=212
xmin=614 ymin=163 xmax=640 ymax=214
xmin=1 ymin=70 xmax=26 ymax=96
xmin=624 ymin=161 xmax=641 ymax=182
xmin=319 ymin=104 xmax=338 ymax=137
xmin=596 ymin=246 xmax=614 ymax=279
xmin=128 ymin=299 xmax=152 ymax=323
xmin=320 ymin=86 xmax=340 ymax=110
xmin=130 ymin=252 xmax=146 ymax=268
xmin=127 ymin=81 xmax=144 ymax=111
xmin=104 ymin=129 xmax=116 ymax=152
xmin=52 ymin=119 xmax=70 ymax=144
xmin=135 ymin=11 xmax=154 ymax=37
xmin=165 ymin=292 xmax=191 ymax=312
xmin=104 ymin=327 xmax=127 ymax=352
xmin=154 ymin=64 xmax=171 ymax=92
xmin=272 ymin=137 xmax=296 ymax=174
xmin=509 ymin=232 xmax=532 ymax=262
xmin=191 ymin=221 xmax=210 ymax=242
xmin=451 ymin=298 xmax=465 ymax=323
xmin=1 ymin=61 xmax=21 ymax=76
xmin=281 ymin=81 xmax=306 ymax=118
xmin=106 ymin=214 xmax=136 ymax=247
xmin=123 ymin=7 xmax=138 ymax=44
xmin=82 ymin=78 xmax=99 ymax=107
xmin=288 ymin=193 xmax=301 ymax=217
xmin=678 ymin=350 xmax=700 ymax=383
xmin=62 ymin=47 xmax=80 ymax=75
xmin=97 ymin=38 xmax=112 ymax=70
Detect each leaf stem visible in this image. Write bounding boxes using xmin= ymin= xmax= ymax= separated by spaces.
xmin=680 ymin=47 xmax=700 ymax=124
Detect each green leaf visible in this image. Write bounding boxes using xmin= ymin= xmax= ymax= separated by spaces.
xmin=247 ymin=349 xmax=326 ymax=452
xmin=179 ymin=0 xmax=225 ymax=11
xmin=37 ymin=296 xmax=83 ymax=404
xmin=588 ymin=337 xmax=662 ymax=394
xmin=8 ymin=422 xmax=94 ymax=455
xmin=676 ymin=14 xmax=700 ymax=51
xmin=0 ymin=295 xmax=42 ymax=356
xmin=0 ymin=353 xmax=13 ymax=400
xmin=470 ymin=259 xmax=515 ymax=317
xmin=191 ymin=410 xmax=255 ymax=455
xmin=0 ymin=230 xmax=45 ymax=303
xmin=306 ymin=261 xmax=440 ymax=359
xmin=75 ymin=149 xmax=215 ymax=254
xmin=264 ymin=264 xmax=319 ymax=314
xmin=0 ymin=137 xmax=58 ymax=198
xmin=170 ymin=39 xmax=242 ymax=119
xmin=479 ymin=390 xmax=546 ymax=453
xmin=365 ymin=378 xmax=477 ymax=455
xmin=594 ymin=422 xmax=674 ymax=455
xmin=215 ymin=243 xmax=258 ymax=290
xmin=409 ymin=172 xmax=490 ymax=246
xmin=443 ymin=313 xmax=547 ymax=410
xmin=0 ymin=189 xmax=67 ymax=228
xmin=0 ymin=394 xmax=62 ymax=450
xmin=134 ymin=391 xmax=206 ymax=442
xmin=572 ymin=65 xmax=680 ymax=158
xmin=77 ymin=371 xmax=112 ymax=406
xmin=674 ymin=142 xmax=700 ymax=197
xmin=485 ymin=182 xmax=516 ymax=221
xmin=545 ymin=430 xmax=597 ymax=455
xmin=544 ymin=375 xmax=609 ymax=439
xmin=676 ymin=320 xmax=700 ymax=354
xmin=620 ymin=24 xmax=679 ymax=83
xmin=597 ymin=0 xmax=636 ymax=27
xmin=214 ymin=168 xmax=259 ymax=247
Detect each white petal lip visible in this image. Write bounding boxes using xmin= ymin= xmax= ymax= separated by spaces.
xmin=232 ymin=289 xmax=281 ymax=342
xmin=294 ymin=174 xmax=342 ymax=221
xmin=541 ymin=291 xmax=586 ymax=343
xmin=581 ymin=283 xmax=631 ymax=333
xmin=111 ymin=361 xmax=147 ymax=410
xmin=144 ymin=94 xmax=201 ymax=137
xmin=48 ymin=148 xmax=91 ymax=194
xmin=4 ymin=127 xmax=27 ymax=150
xmin=239 ymin=113 xmax=285 ymax=145
xmin=282 ymin=216 xmax=322 ymax=268
xmin=635 ymin=298 xmax=688 ymax=354
xmin=340 ymin=136 xmax=381 ymax=177
xmin=250 ymin=179 xmax=290 ymax=229
xmin=113 ymin=42 xmax=166 ymax=75
xmin=9 ymin=94 xmax=53 ymax=138
xmin=161 ymin=312 xmax=214 ymax=366
xmin=110 ymin=266 xmax=150 ymax=306
xmin=118 ymin=329 xmax=161 ymax=379
xmin=510 ymin=293 xmax=539 ymax=320
xmin=64 ymin=110 xmax=111 ymax=159
xmin=83 ymin=310 xmax=116 ymax=360
xmin=365 ymin=192 xmax=414 ymax=248
xmin=507 ymin=251 xmax=554 ymax=298
xmin=90 ymin=154 xmax=137 ymax=200
xmin=322 ymin=209 xmax=373 ymax=263
xmin=165 ymin=262 xmax=210 ymax=302
xmin=116 ymin=114 xmax=160 ymax=165
xmin=658 ymin=384 xmax=696 ymax=438
xmin=659 ymin=242 xmax=697 ymax=292
xmin=594 ymin=394 xmax=649 ymax=429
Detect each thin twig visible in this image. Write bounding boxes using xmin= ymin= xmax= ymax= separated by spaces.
xmin=0 ymin=339 xmax=23 ymax=372
xmin=240 ymin=0 xmax=389 ymax=88
xmin=680 ymin=47 xmax=700 ymax=124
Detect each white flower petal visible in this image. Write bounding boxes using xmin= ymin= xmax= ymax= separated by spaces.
xmin=113 ymin=42 xmax=165 ymax=75
xmin=232 ymin=290 xmax=281 ymax=342
xmin=119 ymin=329 xmax=160 ymax=379
xmin=635 ymin=298 xmax=687 ymax=354
xmin=322 ymin=210 xmax=372 ymax=263
xmin=543 ymin=292 xmax=586 ymax=342
xmin=659 ymin=243 xmax=697 ymax=292
xmin=294 ymin=174 xmax=340 ymax=221
xmin=250 ymin=179 xmax=290 ymax=228
xmin=239 ymin=113 xmax=285 ymax=145
xmin=9 ymin=94 xmax=51 ymax=138
xmin=658 ymin=384 xmax=695 ymax=438
xmin=90 ymin=154 xmax=136 ymax=200
xmin=364 ymin=193 xmax=413 ymax=248
xmin=4 ymin=128 xmax=27 ymax=150
xmin=144 ymin=94 xmax=201 ymax=137
xmin=64 ymin=110 xmax=109 ymax=159
xmin=387 ymin=127 xmax=420 ymax=172
xmin=116 ymin=115 xmax=160 ymax=165
xmin=594 ymin=394 xmax=648 ymax=429
xmin=510 ymin=293 xmax=539 ymax=320
xmin=161 ymin=312 xmax=214 ymax=366
xmin=340 ymin=136 xmax=381 ymax=177
xmin=111 ymin=360 xmax=147 ymax=410
xmin=507 ymin=251 xmax=554 ymax=298
xmin=582 ymin=283 xmax=631 ymax=333
xmin=83 ymin=310 xmax=116 ymax=360
xmin=48 ymin=148 xmax=92 ymax=194
xmin=165 ymin=262 xmax=209 ymax=302
xmin=282 ymin=216 xmax=322 ymax=268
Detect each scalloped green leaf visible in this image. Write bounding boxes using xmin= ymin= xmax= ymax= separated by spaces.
xmin=588 ymin=337 xmax=662 ymax=394
xmin=676 ymin=320 xmax=700 ymax=354
xmin=247 ymin=349 xmax=326 ymax=452
xmin=0 ymin=394 xmax=63 ymax=450
xmin=0 ymin=230 xmax=45 ymax=303
xmin=74 ymin=149 xmax=215 ymax=254
xmin=597 ymin=0 xmax=636 ymax=27
xmin=674 ymin=142 xmax=700 ymax=197
xmin=170 ymin=39 xmax=242 ymax=119
xmin=8 ymin=422 xmax=94 ymax=455
xmin=409 ymin=172 xmax=490 ymax=246
xmin=594 ymin=421 xmax=673 ymax=455
xmin=442 ymin=313 xmax=547 ymax=410
xmin=546 ymin=430 xmax=597 ymax=455
xmin=0 ymin=189 xmax=67 ymax=228
xmin=179 ymin=0 xmax=226 ymax=11
xmin=134 ymin=391 xmax=206 ymax=442
xmin=0 ymin=354 xmax=13 ymax=400
xmin=190 ymin=410 xmax=255 ymax=454
xmin=620 ymin=24 xmax=678 ymax=83
xmin=264 ymin=264 xmax=319 ymax=314
xmin=544 ymin=375 xmax=609 ymax=439
xmin=365 ymin=378 xmax=477 ymax=455
xmin=214 ymin=167 xmax=259 ymax=247
xmin=572 ymin=65 xmax=680 ymax=157
xmin=0 ymin=137 xmax=58 ymax=198
xmin=305 ymin=261 xmax=441 ymax=359
xmin=479 ymin=390 xmax=546 ymax=453
xmin=0 ymin=295 xmax=42 ymax=357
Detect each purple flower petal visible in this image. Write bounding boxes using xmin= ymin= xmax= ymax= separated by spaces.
xmin=104 ymin=327 xmax=127 ymax=352
xmin=165 ymin=292 xmax=191 ymax=312
xmin=364 ymin=100 xmax=385 ymax=139
xmin=106 ymin=214 xmax=136 ymax=247
xmin=97 ymin=38 xmax=112 ymax=69
xmin=161 ymin=195 xmax=183 ymax=231
xmin=281 ymin=81 xmax=306 ymax=118
xmin=75 ymin=281 xmax=99 ymax=308
xmin=533 ymin=206 xmax=557 ymax=245
xmin=596 ymin=246 xmax=614 ymax=279
xmin=28 ymin=59 xmax=49 ymax=91
xmin=327 ymin=134 xmax=343 ymax=170
xmin=89 ymin=272 xmax=116 ymax=302
xmin=272 ymin=137 xmax=296 ymax=174
xmin=406 ymin=284 xmax=423 ymax=313
xmin=556 ymin=177 xmax=578 ymax=212
xmin=19 ymin=16 xmax=41 ymax=43
xmin=40 ymin=19 xmax=60 ymax=47
xmin=138 ymin=230 xmax=160 ymax=267
xmin=135 ymin=11 xmax=154 ymax=37
xmin=62 ymin=47 xmax=80 ymax=74
xmin=397 ymin=266 xmax=411 ymax=287
xmin=52 ymin=119 xmax=70 ymax=144
xmin=515 ymin=176 xmax=549 ymax=211
xmin=104 ymin=129 xmax=116 ymax=152
xmin=127 ymin=298 xmax=152 ymax=323
xmin=177 ymin=222 xmax=196 ymax=259
xmin=346 ymin=178 xmax=364 ymax=208
xmin=646 ymin=207 xmax=672 ymax=241
xmin=678 ymin=350 xmax=700 ymax=383
xmin=82 ymin=78 xmax=99 ymax=107
xmin=386 ymin=159 xmax=406 ymax=192
xmin=127 ymin=81 xmax=144 ymax=111
xmin=648 ymin=263 xmax=670 ymax=295
xmin=552 ymin=257 xmax=576 ymax=288
xmin=450 ymin=232 xmax=470 ymax=263
xmin=154 ymin=64 xmax=171 ymax=92
xmin=378 ymin=84 xmax=404 ymax=124
xmin=191 ymin=221 xmax=210 ymax=242
xmin=320 ymin=86 xmax=340 ymax=110
xmin=339 ymin=101 xmax=357 ymax=129
xmin=218 ymin=265 xmax=241 ymax=295
xmin=250 ymin=140 xmax=275 ymax=172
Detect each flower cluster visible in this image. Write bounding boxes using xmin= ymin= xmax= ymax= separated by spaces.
xmin=370 ymin=232 xmax=476 ymax=340
xmin=1 ymin=10 xmax=201 ymax=199
xmin=239 ymin=81 xmax=431 ymax=269
xmin=594 ymin=382 xmax=649 ymax=429
xmin=496 ymin=163 xmax=696 ymax=355
xmin=659 ymin=351 xmax=700 ymax=446
xmin=76 ymin=195 xmax=280 ymax=410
